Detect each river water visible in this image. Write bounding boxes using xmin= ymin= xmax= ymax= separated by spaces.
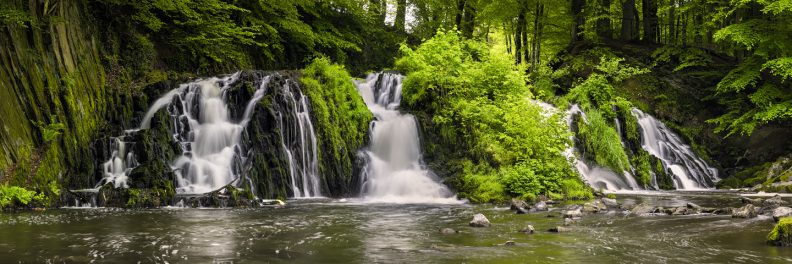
xmin=1 ymin=192 xmax=790 ymax=263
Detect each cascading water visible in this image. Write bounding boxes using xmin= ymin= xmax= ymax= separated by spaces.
xmin=96 ymin=136 xmax=137 ymax=188
xmin=95 ymin=72 xmax=323 ymax=198
xmin=355 ymin=73 xmax=459 ymax=204
xmin=561 ymin=104 xmax=642 ymax=191
xmin=276 ymin=79 xmax=321 ymax=198
xmin=631 ymin=108 xmax=719 ymax=189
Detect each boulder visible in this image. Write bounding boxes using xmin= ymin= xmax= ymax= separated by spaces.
xmin=503 ymin=241 xmax=516 ymax=246
xmin=520 ymin=225 xmax=535 ymax=234
xmin=741 ymin=197 xmax=763 ymax=206
xmin=510 ymin=198 xmax=528 ymax=211
xmin=773 ymin=207 xmax=792 ymax=222
xmin=516 ymin=207 xmax=530 ymax=214
xmin=533 ymin=201 xmax=549 ymax=211
xmin=686 ymin=202 xmax=703 ymax=210
xmin=549 ymin=226 xmax=572 ymax=233
xmin=764 ymin=195 xmax=788 ymax=207
xmin=671 ymin=207 xmax=690 ymax=216
xmin=601 ymin=198 xmax=618 ymax=207
xmin=469 ymin=213 xmax=491 ymax=227
xmin=440 ymin=228 xmax=457 ymax=234
xmin=564 ymin=217 xmax=577 ymax=226
xmin=768 ymin=217 xmax=792 ymax=246
xmin=582 ymin=200 xmax=607 ymax=213
xmin=732 ymin=204 xmax=758 ymax=218
xmin=630 ymin=204 xmax=656 ymax=216
xmin=713 ymin=207 xmax=733 ymax=215
xmin=563 ymin=208 xmax=583 ymax=218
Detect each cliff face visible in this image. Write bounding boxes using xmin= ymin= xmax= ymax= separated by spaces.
xmin=0 ymin=1 xmax=112 ymax=200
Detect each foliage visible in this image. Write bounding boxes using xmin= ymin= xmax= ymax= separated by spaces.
xmin=0 ymin=184 xmax=39 ymax=208
xmin=36 ymin=116 xmax=66 ymax=143
xmin=708 ymin=0 xmax=792 ymax=137
xmin=577 ymin=109 xmax=631 ymax=172
xmin=396 ymin=30 xmax=589 ymax=202
xmin=768 ymin=217 xmax=792 ymax=246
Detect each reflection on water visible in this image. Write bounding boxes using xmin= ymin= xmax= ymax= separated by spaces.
xmin=1 ymin=193 xmax=792 ymax=263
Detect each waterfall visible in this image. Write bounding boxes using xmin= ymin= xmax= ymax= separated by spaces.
xmin=95 ymin=72 xmax=322 ymax=198
xmin=96 ymin=136 xmax=137 ymax=188
xmin=561 ymin=104 xmax=642 ymax=191
xmin=277 ymin=79 xmax=321 ymax=198
xmin=631 ymin=108 xmax=719 ymax=189
xmin=355 ymin=73 xmax=459 ymax=204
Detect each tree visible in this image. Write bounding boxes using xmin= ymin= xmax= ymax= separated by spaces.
xmin=621 ymin=0 xmax=639 ymax=41
xmin=642 ymin=0 xmax=659 ymax=43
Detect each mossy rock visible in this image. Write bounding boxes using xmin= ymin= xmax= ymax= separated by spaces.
xmin=768 ymin=217 xmax=792 ymax=246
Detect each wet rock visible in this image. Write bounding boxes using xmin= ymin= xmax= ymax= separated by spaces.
xmin=549 ymin=226 xmax=572 ymax=233
xmin=700 ymin=207 xmax=718 ymax=214
xmin=630 ymin=204 xmax=656 ymax=216
xmin=773 ymin=207 xmax=792 ymax=222
xmin=510 ymin=198 xmax=529 ymax=211
xmin=469 ymin=213 xmax=491 ymax=227
xmin=564 ymin=217 xmax=578 ymax=226
xmin=520 ymin=225 xmax=535 ymax=234
xmin=583 ymin=200 xmax=607 ymax=213
xmin=741 ymin=197 xmax=763 ymax=206
xmin=601 ymin=198 xmax=618 ymax=207
xmin=732 ymin=204 xmax=758 ymax=218
xmin=686 ymin=202 xmax=703 ymax=210
xmin=713 ymin=207 xmax=733 ymax=215
xmin=533 ymin=201 xmax=549 ymax=211
xmin=764 ymin=195 xmax=788 ymax=207
xmin=671 ymin=207 xmax=688 ymax=215
xmin=563 ymin=208 xmax=583 ymax=218
xmin=516 ymin=207 xmax=530 ymax=214
xmin=768 ymin=217 xmax=792 ymax=246
xmin=440 ymin=228 xmax=457 ymax=234
xmin=503 ymin=241 xmax=516 ymax=246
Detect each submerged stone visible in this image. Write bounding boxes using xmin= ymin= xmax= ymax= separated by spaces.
xmin=549 ymin=226 xmax=572 ymax=233
xmin=440 ymin=228 xmax=457 ymax=234
xmin=768 ymin=217 xmax=792 ymax=246
xmin=520 ymin=225 xmax=535 ymax=234
xmin=764 ymin=195 xmax=788 ymax=207
xmin=469 ymin=213 xmax=491 ymax=227
xmin=533 ymin=201 xmax=549 ymax=211
xmin=732 ymin=204 xmax=758 ymax=218
xmin=601 ymin=198 xmax=618 ymax=207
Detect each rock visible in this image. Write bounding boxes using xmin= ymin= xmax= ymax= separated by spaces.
xmin=440 ymin=228 xmax=457 ymax=234
xmin=630 ymin=204 xmax=656 ymax=216
xmin=564 ymin=217 xmax=577 ymax=226
xmin=601 ymin=198 xmax=618 ymax=207
xmin=515 ymin=207 xmax=530 ymax=214
xmin=503 ymin=241 xmax=516 ymax=246
xmin=469 ymin=213 xmax=491 ymax=227
xmin=671 ymin=207 xmax=689 ymax=216
xmin=582 ymin=200 xmax=606 ymax=213
xmin=732 ymin=204 xmax=758 ymax=218
xmin=713 ymin=207 xmax=733 ymax=215
xmin=773 ymin=207 xmax=792 ymax=222
xmin=549 ymin=226 xmax=572 ymax=233
xmin=563 ymin=208 xmax=583 ymax=218
xmin=764 ymin=195 xmax=788 ymax=207
xmin=520 ymin=225 xmax=535 ymax=234
xmin=768 ymin=217 xmax=792 ymax=246
xmin=533 ymin=201 xmax=548 ymax=211
xmin=741 ymin=197 xmax=763 ymax=206
xmin=510 ymin=198 xmax=528 ymax=211
xmin=686 ymin=202 xmax=702 ymax=210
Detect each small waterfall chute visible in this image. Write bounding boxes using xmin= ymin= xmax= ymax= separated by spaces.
xmin=356 ymin=73 xmax=460 ymax=204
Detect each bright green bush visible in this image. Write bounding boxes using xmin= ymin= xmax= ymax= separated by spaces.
xmin=0 ymin=184 xmax=38 ymax=208
xmin=396 ymin=30 xmax=590 ymax=202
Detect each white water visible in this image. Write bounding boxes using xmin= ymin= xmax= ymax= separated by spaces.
xmin=96 ymin=137 xmax=137 ymax=188
xmin=356 ymin=73 xmax=460 ymax=204
xmin=631 ymin=108 xmax=718 ymax=189
xmin=278 ymin=79 xmax=321 ymax=198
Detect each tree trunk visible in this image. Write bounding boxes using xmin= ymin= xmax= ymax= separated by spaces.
xmin=642 ymin=0 xmax=658 ymax=43
xmin=571 ymin=0 xmax=585 ymax=41
xmin=668 ymin=0 xmax=676 ymax=45
xmin=369 ymin=0 xmax=385 ymax=24
xmin=532 ymin=3 xmax=545 ymax=69
xmin=395 ymin=0 xmax=407 ymax=32
xmin=456 ymin=0 xmax=466 ymax=30
xmin=515 ymin=12 xmax=525 ymax=64
xmin=597 ymin=0 xmax=612 ymax=40
xmin=462 ymin=1 xmax=476 ymax=38
xmin=621 ymin=0 xmax=639 ymax=41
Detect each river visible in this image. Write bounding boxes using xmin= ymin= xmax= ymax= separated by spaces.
xmin=1 ymin=191 xmax=790 ymax=263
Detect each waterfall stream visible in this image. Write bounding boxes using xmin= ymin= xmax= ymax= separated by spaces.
xmin=96 ymin=72 xmax=322 ymax=197
xmin=355 ymin=73 xmax=459 ymax=204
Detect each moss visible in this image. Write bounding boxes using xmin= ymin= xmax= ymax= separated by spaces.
xmin=632 ymin=151 xmax=653 ymax=187
xmin=768 ymin=217 xmax=792 ymax=246
xmin=577 ymin=109 xmax=631 ymax=173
